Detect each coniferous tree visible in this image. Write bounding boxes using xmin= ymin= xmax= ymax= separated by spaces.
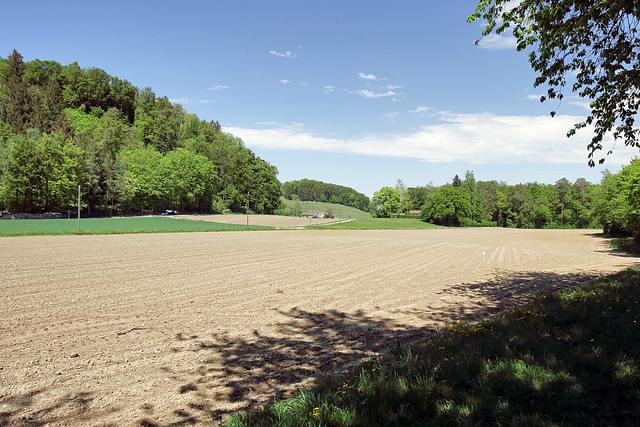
xmin=0 ymin=50 xmax=31 ymax=133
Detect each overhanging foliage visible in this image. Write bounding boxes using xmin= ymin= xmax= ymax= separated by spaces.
xmin=469 ymin=0 xmax=640 ymax=165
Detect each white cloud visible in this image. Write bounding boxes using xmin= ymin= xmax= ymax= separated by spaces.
xmin=224 ymin=112 xmax=628 ymax=165
xmin=410 ymin=106 xmax=434 ymax=115
xmin=358 ymin=72 xmax=377 ymax=80
xmin=270 ymin=50 xmax=296 ymax=58
xmin=358 ymin=89 xmax=396 ymax=98
xmin=324 ymin=86 xmax=335 ymax=93
xmin=526 ymin=92 xmax=593 ymax=112
xmin=208 ymin=85 xmax=229 ymax=90
xmin=567 ymin=100 xmax=592 ymax=111
xmin=300 ymin=82 xmax=309 ymax=86
xmin=476 ymin=33 xmax=518 ymax=50
xmin=474 ymin=1 xmax=520 ymax=51
xmin=280 ymin=79 xmax=292 ymax=85
xmin=385 ymin=84 xmax=403 ymax=90
xmin=385 ymin=112 xmax=401 ymax=118
xmin=169 ymin=97 xmax=211 ymax=105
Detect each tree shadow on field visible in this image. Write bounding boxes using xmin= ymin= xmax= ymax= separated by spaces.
xmin=403 ymin=269 xmax=604 ymax=323
xmin=147 ymin=308 xmax=439 ymax=425
xmin=0 ymin=388 xmax=118 ymax=427
xmin=140 ymin=269 xmax=628 ymax=425
xmin=589 ymin=232 xmax=640 ymax=258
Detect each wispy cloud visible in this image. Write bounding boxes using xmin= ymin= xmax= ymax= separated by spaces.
xmin=225 ymin=112 xmax=626 ymax=165
xmin=169 ymin=97 xmax=211 ymax=105
xmin=270 ymin=50 xmax=296 ymax=58
xmin=476 ymin=33 xmax=518 ymax=50
xmin=525 ymin=92 xmax=592 ymax=112
xmin=278 ymin=79 xmax=310 ymax=86
xmin=358 ymin=72 xmax=378 ymax=80
xmin=568 ymin=100 xmax=591 ymax=111
xmin=324 ymin=86 xmax=335 ymax=93
xmin=358 ymin=89 xmax=396 ymax=98
xmin=410 ymin=106 xmax=434 ymax=115
xmin=208 ymin=85 xmax=229 ymax=90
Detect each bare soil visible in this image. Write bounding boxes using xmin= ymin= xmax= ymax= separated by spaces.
xmin=0 ymin=228 xmax=636 ymax=426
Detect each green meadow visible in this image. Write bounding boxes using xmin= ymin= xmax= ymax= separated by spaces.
xmin=317 ymin=217 xmax=443 ymax=230
xmin=0 ymin=216 xmax=272 ymax=236
xmin=279 ymin=198 xmax=371 ymax=219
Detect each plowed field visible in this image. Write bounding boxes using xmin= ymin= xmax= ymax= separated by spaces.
xmin=0 ymin=228 xmax=636 ymax=425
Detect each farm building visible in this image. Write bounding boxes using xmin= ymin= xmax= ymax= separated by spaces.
xmin=301 ymin=210 xmax=326 ymax=218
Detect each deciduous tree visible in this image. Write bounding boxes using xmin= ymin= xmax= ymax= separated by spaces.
xmin=421 ymin=185 xmax=471 ymax=226
xmin=372 ymin=186 xmax=402 ymax=218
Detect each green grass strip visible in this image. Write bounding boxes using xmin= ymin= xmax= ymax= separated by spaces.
xmin=222 ymin=266 xmax=640 ymax=426
xmin=0 ymin=217 xmax=273 ymax=236
xmin=316 ymin=217 xmax=443 ymax=230
xmin=611 ymin=237 xmax=640 ymax=256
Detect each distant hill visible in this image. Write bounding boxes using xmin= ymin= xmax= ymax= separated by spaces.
xmin=278 ymin=198 xmax=371 ymax=219
xmin=282 ymin=179 xmax=370 ymax=212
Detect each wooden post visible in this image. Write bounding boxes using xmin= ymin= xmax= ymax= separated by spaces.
xmin=77 ymin=185 xmax=81 ymax=232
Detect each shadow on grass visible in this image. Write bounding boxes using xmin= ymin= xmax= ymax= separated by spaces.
xmin=589 ymin=232 xmax=640 ymax=257
xmin=340 ymin=267 xmax=640 ymax=426
xmin=134 ymin=268 xmax=634 ymax=425
xmin=221 ymin=268 xmax=640 ymax=426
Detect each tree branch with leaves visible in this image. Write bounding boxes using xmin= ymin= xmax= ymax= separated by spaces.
xmin=469 ymin=0 xmax=640 ymax=165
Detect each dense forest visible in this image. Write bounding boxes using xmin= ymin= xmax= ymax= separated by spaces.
xmin=281 ymin=179 xmax=371 ymax=212
xmin=0 ymin=49 xmax=281 ymax=215
xmin=374 ymin=166 xmax=640 ymax=240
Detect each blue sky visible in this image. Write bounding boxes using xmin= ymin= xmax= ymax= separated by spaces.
xmin=2 ymin=0 xmax=637 ymax=197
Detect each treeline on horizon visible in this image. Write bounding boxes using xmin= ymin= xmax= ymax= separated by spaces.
xmin=374 ymin=167 xmax=640 ymax=239
xmin=0 ymin=49 xmax=281 ymax=215
xmin=1 ymin=49 xmax=638 ymax=239
xmin=281 ymin=179 xmax=371 ymax=212
xmin=402 ymin=173 xmax=596 ymax=229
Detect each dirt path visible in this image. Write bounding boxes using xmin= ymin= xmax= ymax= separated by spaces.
xmin=0 ymin=228 xmax=636 ymax=426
